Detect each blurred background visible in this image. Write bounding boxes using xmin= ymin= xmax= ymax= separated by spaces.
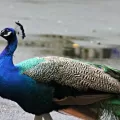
xmin=0 ymin=0 xmax=120 ymax=120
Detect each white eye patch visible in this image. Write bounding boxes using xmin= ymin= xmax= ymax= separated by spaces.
xmin=3 ymin=31 xmax=12 ymax=37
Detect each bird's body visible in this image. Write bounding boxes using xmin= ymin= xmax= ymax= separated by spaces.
xmin=15 ymin=55 xmax=120 ymax=119
xmin=15 ymin=56 xmax=120 ymax=119
xmin=0 ymin=24 xmax=120 ymax=119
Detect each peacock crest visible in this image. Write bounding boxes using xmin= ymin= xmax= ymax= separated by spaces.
xmin=15 ymin=21 xmax=26 ymax=39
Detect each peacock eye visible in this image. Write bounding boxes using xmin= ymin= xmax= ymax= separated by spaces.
xmin=4 ymin=30 xmax=8 ymax=33
xmin=3 ymin=29 xmax=12 ymax=37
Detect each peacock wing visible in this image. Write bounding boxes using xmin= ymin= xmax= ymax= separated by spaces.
xmin=53 ymin=94 xmax=112 ymax=105
xmin=87 ymin=62 xmax=120 ymax=80
xmin=16 ymin=57 xmax=46 ymax=73
xmin=17 ymin=56 xmax=120 ymax=81
xmin=21 ymin=56 xmax=120 ymax=94
xmin=22 ymin=56 xmax=120 ymax=94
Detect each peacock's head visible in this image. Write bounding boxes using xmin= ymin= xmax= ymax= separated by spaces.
xmin=0 ymin=21 xmax=25 ymax=41
xmin=0 ymin=28 xmax=16 ymax=41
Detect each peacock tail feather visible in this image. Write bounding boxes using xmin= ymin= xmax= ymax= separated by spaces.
xmin=88 ymin=97 xmax=120 ymax=119
xmin=81 ymin=61 xmax=120 ymax=119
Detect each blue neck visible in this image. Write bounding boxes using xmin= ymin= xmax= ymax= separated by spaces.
xmin=0 ymin=35 xmax=18 ymax=100
xmin=1 ymin=35 xmax=18 ymax=56
xmin=0 ymin=35 xmax=18 ymax=66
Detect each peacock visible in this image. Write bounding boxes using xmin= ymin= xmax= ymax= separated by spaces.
xmin=0 ymin=22 xmax=120 ymax=120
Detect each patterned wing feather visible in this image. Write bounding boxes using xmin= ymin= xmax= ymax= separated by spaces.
xmin=23 ymin=56 xmax=120 ymax=93
xmin=16 ymin=57 xmax=45 ymax=73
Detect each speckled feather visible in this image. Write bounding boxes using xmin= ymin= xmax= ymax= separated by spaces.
xmin=16 ymin=57 xmax=45 ymax=73
xmin=22 ymin=56 xmax=120 ymax=93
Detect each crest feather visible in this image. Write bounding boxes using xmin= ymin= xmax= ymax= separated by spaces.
xmin=15 ymin=21 xmax=26 ymax=39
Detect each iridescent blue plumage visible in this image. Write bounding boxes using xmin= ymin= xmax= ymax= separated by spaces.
xmin=0 ymin=27 xmax=56 ymax=115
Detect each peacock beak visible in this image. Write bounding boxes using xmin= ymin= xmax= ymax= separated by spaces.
xmin=0 ymin=29 xmax=5 ymax=37
xmin=0 ymin=31 xmax=2 ymax=36
xmin=0 ymin=32 xmax=3 ymax=37
xmin=0 ymin=30 xmax=12 ymax=38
